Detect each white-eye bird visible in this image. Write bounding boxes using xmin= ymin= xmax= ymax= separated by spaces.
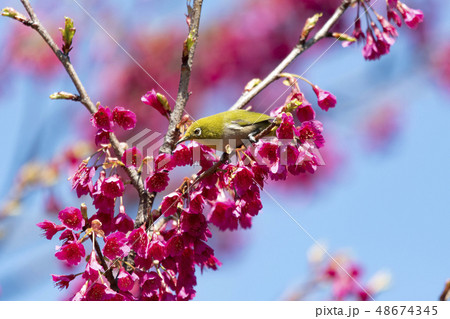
xmin=176 ymin=109 xmax=273 ymax=151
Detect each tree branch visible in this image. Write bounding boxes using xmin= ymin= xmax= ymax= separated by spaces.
xmin=15 ymin=1 xmax=152 ymax=230
xmin=19 ymin=0 xmax=96 ymax=114
xmin=228 ymin=0 xmax=352 ymax=111
xmin=439 ymin=279 xmax=450 ymax=301
xmin=136 ymin=0 xmax=204 ymax=228
xmin=159 ymin=0 xmax=204 ymax=155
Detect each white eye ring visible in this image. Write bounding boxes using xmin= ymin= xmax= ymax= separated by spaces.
xmin=194 ymin=128 xmax=202 ymax=136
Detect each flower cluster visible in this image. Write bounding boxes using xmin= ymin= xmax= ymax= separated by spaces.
xmin=91 ymin=105 xmax=137 ymax=146
xmin=38 ymin=207 xmax=86 ymax=267
xmin=345 ymin=0 xmax=423 ymax=60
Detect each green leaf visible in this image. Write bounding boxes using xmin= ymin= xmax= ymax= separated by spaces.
xmin=59 ymin=16 xmax=76 ymax=55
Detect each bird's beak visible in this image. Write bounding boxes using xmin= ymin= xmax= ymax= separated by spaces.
xmin=176 ymin=135 xmax=188 ymax=146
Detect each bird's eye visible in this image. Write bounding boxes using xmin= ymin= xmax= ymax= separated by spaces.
xmin=194 ymin=128 xmax=202 ymax=136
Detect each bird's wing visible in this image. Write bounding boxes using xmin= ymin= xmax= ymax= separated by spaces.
xmin=230 ymin=116 xmax=272 ymax=127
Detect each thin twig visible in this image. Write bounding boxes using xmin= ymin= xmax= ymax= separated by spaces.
xmin=228 ymin=0 xmax=352 ymax=111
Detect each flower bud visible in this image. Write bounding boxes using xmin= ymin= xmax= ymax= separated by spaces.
xmin=141 ymin=90 xmax=171 ymax=119
xmin=300 ymin=13 xmax=322 ymax=42
xmin=244 ymin=78 xmax=261 ymax=92
xmin=332 ymin=32 xmax=356 ymax=43
xmin=2 ymin=7 xmax=28 ymax=23
xmin=50 ymin=91 xmax=80 ymax=101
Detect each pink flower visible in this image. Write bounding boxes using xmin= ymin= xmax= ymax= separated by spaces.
xmin=160 ymin=192 xmax=183 ymax=217
xmin=280 ymin=144 xmax=300 ymax=166
xmin=115 ymin=205 xmax=134 ymax=233
xmin=92 ymin=171 xmax=115 ymax=213
xmin=82 ymin=251 xmax=103 ymax=282
xmin=176 ymin=255 xmax=197 ymax=300
xmin=51 ymin=274 xmax=76 ymax=290
xmin=231 ymin=166 xmax=255 ymax=196
xmin=269 ymin=163 xmax=288 ymax=181
xmin=166 ymin=234 xmax=185 ymax=257
xmin=398 ymin=3 xmax=424 ymax=29
xmin=181 ymin=211 xmax=210 ymax=240
xmin=187 ymin=191 xmax=205 ymax=214
xmin=148 ymin=240 xmax=167 ymax=261
xmin=58 ymin=229 xmax=78 ymax=242
xmin=312 ymin=85 xmax=337 ymax=111
xmin=201 ymin=184 xmax=220 ymax=201
xmin=55 ymin=241 xmax=85 ymax=266
xmin=208 ymin=200 xmax=238 ymax=231
xmin=239 ymin=186 xmax=262 ymax=216
xmin=172 ymin=143 xmax=192 ymax=166
xmin=71 ymin=162 xmax=94 ymax=198
xmin=372 ymin=23 xmax=392 ymax=56
xmin=387 ymin=0 xmax=398 ymax=8
xmin=141 ymin=89 xmax=171 ymax=119
xmin=278 ymin=113 xmax=300 ymax=139
xmin=256 ymin=141 xmax=279 ymax=165
xmin=352 ymin=19 xmax=365 ymax=41
xmin=297 ymin=104 xmax=315 ymax=122
xmin=90 ymin=105 xmax=114 ymax=131
xmin=239 ymin=213 xmax=252 ymax=229
xmin=362 ymin=29 xmax=380 ymax=61
xmin=357 ymin=288 xmax=371 ymax=301
xmin=154 ymin=153 xmax=175 ymax=171
xmin=127 ymin=226 xmax=148 ymax=257
xmin=85 ymin=283 xmax=117 ymax=301
xmin=294 ymin=146 xmax=320 ymax=174
xmin=298 ymin=120 xmax=324 ymax=148
xmin=250 ymin=162 xmax=268 ymax=188
xmin=145 ymin=171 xmax=169 ymax=192
xmin=343 ymin=19 xmax=364 ymax=47
xmin=117 ymin=267 xmax=138 ymax=291
xmin=103 ymin=231 xmax=130 ymax=259
xmin=189 ymin=141 xmax=217 ymax=169
xmin=387 ymin=8 xmax=402 ymax=27
xmin=269 ymin=104 xmax=285 ymax=117
xmin=112 ymin=106 xmax=137 ymax=130
xmin=193 ymin=240 xmax=216 ymax=267
xmin=140 ymin=271 xmax=163 ymax=297
xmin=89 ymin=213 xmax=113 ymax=238
xmin=290 ymin=92 xmax=315 ymax=122
xmin=37 ymin=220 xmax=65 ymax=240
xmin=121 ymin=147 xmax=142 ymax=169
xmin=92 ymin=193 xmax=115 ymax=214
xmin=94 ymin=129 xmax=110 ymax=146
xmin=58 ymin=206 xmax=85 ymax=231
xmin=101 ymin=175 xmax=124 ymax=198
xmin=377 ymin=14 xmax=398 ymax=38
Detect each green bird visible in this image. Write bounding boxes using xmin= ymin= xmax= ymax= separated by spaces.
xmin=176 ymin=109 xmax=273 ymax=151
